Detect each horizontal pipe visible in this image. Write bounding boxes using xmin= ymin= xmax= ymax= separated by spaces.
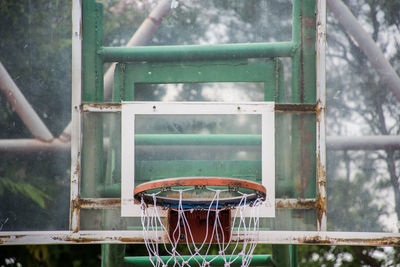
xmin=0 ymin=138 xmax=69 ymax=154
xmin=124 ymin=255 xmax=273 ymax=267
xmin=2 ymin=136 xmax=400 ymax=154
xmin=135 ymin=134 xmax=261 ymax=146
xmin=0 ymin=135 xmax=400 ymax=154
xmin=99 ymin=42 xmax=295 ymax=62
xmin=327 ymin=136 xmax=400 ymax=150
xmin=1 ymin=230 xmax=399 ymax=246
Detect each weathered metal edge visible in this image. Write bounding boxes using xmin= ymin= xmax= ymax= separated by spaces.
xmin=81 ymin=102 xmax=317 ymax=113
xmin=1 ymin=231 xmax=399 ymax=246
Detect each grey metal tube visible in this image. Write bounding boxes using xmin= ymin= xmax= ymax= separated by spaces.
xmin=327 ymin=136 xmax=400 ymax=150
xmin=327 ymin=0 xmax=400 ymax=102
xmin=0 ymin=62 xmax=54 ymax=141
xmin=2 ymin=136 xmax=400 ymax=153
xmin=124 ymin=255 xmax=273 ymax=267
xmin=100 ymin=42 xmax=295 ymax=63
xmin=0 ymin=139 xmax=69 ymax=154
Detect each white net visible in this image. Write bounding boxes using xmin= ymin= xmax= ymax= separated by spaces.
xmin=139 ymin=186 xmax=263 ymax=267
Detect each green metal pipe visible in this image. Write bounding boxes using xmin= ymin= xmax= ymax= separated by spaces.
xmin=135 ymin=134 xmax=261 ymax=146
xmin=291 ymin=0 xmax=302 ymax=103
xmin=124 ymin=255 xmax=273 ymax=266
xmin=99 ymin=42 xmax=295 ymax=62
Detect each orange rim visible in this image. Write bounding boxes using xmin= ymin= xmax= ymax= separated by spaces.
xmin=134 ymin=177 xmax=266 ymax=197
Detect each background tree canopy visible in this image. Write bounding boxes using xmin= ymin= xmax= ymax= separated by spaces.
xmin=1 ymin=0 xmax=399 ymax=265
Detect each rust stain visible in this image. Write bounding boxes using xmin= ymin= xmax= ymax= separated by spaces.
xmin=301 ymin=236 xmax=332 ymax=244
xmin=70 ymin=197 xmax=81 ymax=233
xmin=81 ymin=103 xmax=122 ymax=112
xmin=299 ymin=236 xmax=400 ymax=246
xmin=73 ymin=160 xmax=81 ymax=176
xmin=79 ymin=198 xmax=121 ymax=209
xmin=119 ymin=237 xmax=147 ymax=243
xmin=275 ymin=198 xmax=316 ymax=209
xmin=71 ymin=197 xmax=121 ymax=210
xmin=53 ymin=236 xmax=104 ymax=243
xmin=315 ymin=100 xmax=325 ymax=122
xmin=275 ymin=103 xmax=316 ymax=113
xmin=316 ymin=153 xmax=327 ymax=227
xmin=334 ymin=238 xmax=400 ymax=246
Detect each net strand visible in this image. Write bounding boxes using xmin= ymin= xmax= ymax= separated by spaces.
xmin=140 ymin=186 xmax=263 ymax=267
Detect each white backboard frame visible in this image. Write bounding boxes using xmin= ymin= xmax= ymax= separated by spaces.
xmin=121 ymin=101 xmax=275 ymax=217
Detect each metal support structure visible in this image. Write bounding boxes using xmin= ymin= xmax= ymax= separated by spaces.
xmin=100 ymin=42 xmax=295 ymax=63
xmin=3 ymin=0 xmax=399 ymax=257
xmin=316 ymin=0 xmax=327 ymax=231
xmin=61 ymin=0 xmax=173 ymax=138
xmin=69 ymin=0 xmax=82 ymax=233
xmin=0 ymin=62 xmax=54 ymax=142
xmin=327 ymin=136 xmax=400 ymax=150
xmin=0 ymin=139 xmax=69 ymax=154
xmin=1 ymin=230 xmax=400 ymax=246
xmin=124 ymin=255 xmax=273 ymax=267
xmin=3 ymin=135 xmax=400 ymax=153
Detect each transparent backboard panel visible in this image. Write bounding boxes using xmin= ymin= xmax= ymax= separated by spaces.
xmin=82 ymin=112 xmax=315 ymax=201
xmin=134 ymin=82 xmax=265 ymax=102
xmin=0 ymin=2 xmax=71 ymax=231
xmin=326 ymin=4 xmax=400 ymax=232
xmin=80 ymin=208 xmax=317 ymax=231
xmin=134 ymin=114 xmax=262 ymax=186
xmin=101 ymin=0 xmax=292 ymax=47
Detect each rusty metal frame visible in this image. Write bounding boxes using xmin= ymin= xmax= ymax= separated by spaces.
xmin=1 ymin=230 xmax=400 ymax=246
xmin=2 ymin=0 xmax=400 ymax=246
xmin=70 ymin=0 xmax=82 ymax=233
xmin=316 ymin=0 xmax=327 ymax=232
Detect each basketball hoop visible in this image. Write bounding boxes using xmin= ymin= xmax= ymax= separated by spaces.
xmin=134 ymin=177 xmax=266 ymax=267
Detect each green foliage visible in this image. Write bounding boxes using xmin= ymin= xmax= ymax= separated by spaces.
xmin=0 ymin=245 xmax=101 ymax=267
xmin=0 ymin=177 xmax=50 ymax=209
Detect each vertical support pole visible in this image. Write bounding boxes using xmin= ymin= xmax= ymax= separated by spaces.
xmin=101 ymin=65 xmax=126 ymax=267
xmin=316 ymin=0 xmax=327 ymax=231
xmin=81 ymin=0 xmax=104 ymax=198
xmin=70 ymin=0 xmax=82 ymax=233
xmin=290 ymin=0 xmax=317 ymax=205
xmin=289 ymin=245 xmax=298 ymax=267
xmin=291 ymin=0 xmax=301 ymax=102
xmin=272 ymin=245 xmax=290 ymax=267
xmin=102 ymin=245 xmax=126 ymax=267
xmin=300 ymin=0 xmax=317 ymax=223
xmin=81 ymin=0 xmax=105 ymax=240
xmin=292 ymin=0 xmax=317 ymax=199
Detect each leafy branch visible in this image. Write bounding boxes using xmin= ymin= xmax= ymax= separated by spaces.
xmin=0 ymin=177 xmax=50 ymax=209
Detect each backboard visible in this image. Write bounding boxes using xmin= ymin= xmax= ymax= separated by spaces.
xmin=78 ymin=0 xmax=319 ymax=237
xmin=2 ymin=0 xmax=400 ymax=250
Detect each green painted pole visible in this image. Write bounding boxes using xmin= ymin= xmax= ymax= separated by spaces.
xmin=290 ymin=245 xmax=298 ymax=267
xmin=135 ymin=134 xmax=261 ymax=146
xmin=124 ymin=255 xmax=273 ymax=266
xmin=81 ymin=0 xmax=104 ymax=198
xmin=99 ymin=42 xmax=295 ymax=62
xmin=291 ymin=0 xmax=301 ymax=103
xmin=272 ymin=245 xmax=290 ymax=267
